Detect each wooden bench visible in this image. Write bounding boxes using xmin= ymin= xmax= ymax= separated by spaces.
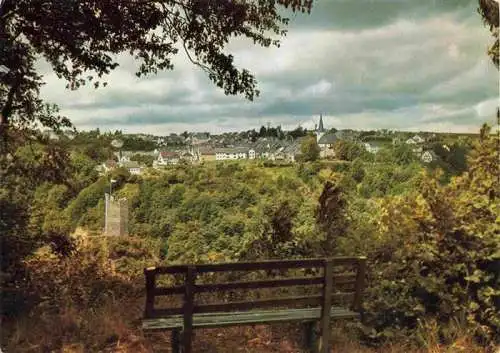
xmin=142 ymin=257 xmax=367 ymax=353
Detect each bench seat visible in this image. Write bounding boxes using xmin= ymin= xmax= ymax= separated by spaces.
xmin=142 ymin=306 xmax=359 ymax=331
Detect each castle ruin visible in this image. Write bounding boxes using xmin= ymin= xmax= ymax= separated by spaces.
xmin=104 ymin=193 xmax=128 ymax=236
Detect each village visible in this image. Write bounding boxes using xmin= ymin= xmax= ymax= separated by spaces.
xmin=89 ymin=115 xmax=462 ymax=176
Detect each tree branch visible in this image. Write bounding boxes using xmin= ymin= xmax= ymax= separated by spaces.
xmin=157 ymin=0 xmax=216 ymax=76
xmin=1 ymin=73 xmax=22 ymax=127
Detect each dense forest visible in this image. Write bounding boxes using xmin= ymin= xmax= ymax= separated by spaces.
xmin=1 ymin=124 xmax=498 ymax=352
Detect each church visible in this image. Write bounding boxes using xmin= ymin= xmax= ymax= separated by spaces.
xmin=315 ymin=114 xmax=338 ymax=158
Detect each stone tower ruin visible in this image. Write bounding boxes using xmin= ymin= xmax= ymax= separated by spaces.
xmin=104 ymin=193 xmax=128 ymax=236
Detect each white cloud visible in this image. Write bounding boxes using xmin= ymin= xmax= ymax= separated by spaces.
xmin=426 ymin=59 xmax=494 ymax=98
xmin=300 ymin=80 xmax=333 ymax=98
xmin=474 ymin=97 xmax=499 ymax=117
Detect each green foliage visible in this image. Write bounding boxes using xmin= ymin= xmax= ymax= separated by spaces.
xmin=428 ymin=142 xmax=470 ymax=178
xmin=65 ymin=178 xmax=109 ymax=228
xmin=69 ymin=152 xmax=99 ymax=191
xmin=109 ymin=167 xmax=133 ymax=185
xmin=361 ymin=127 xmax=500 ymax=345
xmin=1 ymin=134 xmax=74 ymax=304
xmin=107 ymin=236 xmax=162 ymax=278
xmin=79 ymin=199 xmax=105 ymax=233
xmin=122 ymin=136 xmax=157 ymax=151
xmin=130 ymin=153 xmax=155 ymax=167
xmin=478 ymin=0 xmax=499 ymax=68
xmin=70 ymin=131 xmax=116 ymax=162
xmin=29 ymin=183 xmax=72 ymax=238
xmin=376 ymin=144 xmax=418 ymax=165
xmin=257 ymin=125 xmax=286 ymax=139
xmin=358 ymin=162 xmax=421 ymax=198
xmin=334 ymin=140 xmax=370 ymax=161
xmin=300 ymin=135 xmax=320 ymax=162
xmin=350 ymin=158 xmax=366 ymax=183
xmin=316 ymin=180 xmax=349 ymax=255
xmin=287 ymin=126 xmax=309 ymax=139
xmin=295 ymin=161 xmax=322 ymax=184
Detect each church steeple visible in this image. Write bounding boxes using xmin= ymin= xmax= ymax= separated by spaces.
xmin=317 ymin=114 xmax=325 ymax=133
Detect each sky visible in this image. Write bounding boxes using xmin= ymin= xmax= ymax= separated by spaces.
xmin=39 ymin=0 xmax=499 ymax=135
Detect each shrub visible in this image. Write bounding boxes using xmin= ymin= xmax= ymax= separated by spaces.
xmin=360 ymin=128 xmax=500 ymax=347
xmin=5 ymin=240 xmax=147 ymax=352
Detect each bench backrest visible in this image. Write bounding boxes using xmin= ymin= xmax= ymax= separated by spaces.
xmin=144 ymin=257 xmax=367 ymax=319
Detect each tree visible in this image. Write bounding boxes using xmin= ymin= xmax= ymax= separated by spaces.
xmin=267 ymin=126 xmax=278 ymax=138
xmin=362 ymin=124 xmax=500 ymax=344
xmin=0 ymin=132 xmax=75 ymax=308
xmin=288 ymin=126 xmax=308 ymax=139
xmin=130 ymin=153 xmax=155 ymax=167
xmin=316 ymin=181 xmax=348 ymax=255
xmin=334 ymin=140 xmax=367 ymax=161
xmin=0 ymin=0 xmax=314 ymax=133
xmin=430 ymin=142 xmax=469 ymax=177
xmin=478 ymin=0 xmax=499 ymax=68
xmin=392 ymin=143 xmax=418 ymax=165
xmin=349 ymin=158 xmax=366 ymax=183
xmin=121 ymin=136 xmax=157 ymax=151
xmin=376 ymin=144 xmax=417 ymax=165
xmin=246 ymin=129 xmax=258 ymax=142
xmin=300 ymin=135 xmax=320 ymax=162
xmin=258 ymin=126 xmax=267 ymax=138
xmin=69 ymin=152 xmax=99 ymax=192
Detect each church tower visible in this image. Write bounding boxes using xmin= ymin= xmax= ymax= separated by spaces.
xmin=318 ymin=114 xmax=325 ymax=133
xmin=316 ymin=113 xmax=326 ymax=142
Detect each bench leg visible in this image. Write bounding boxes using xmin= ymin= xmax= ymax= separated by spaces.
xmin=303 ymin=321 xmax=317 ymax=353
xmin=318 ymin=329 xmax=330 ymax=353
xmin=182 ymin=327 xmax=193 ymax=353
xmin=171 ymin=329 xmax=180 ymax=353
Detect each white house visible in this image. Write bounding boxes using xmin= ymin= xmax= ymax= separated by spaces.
xmin=317 ymin=133 xmax=337 ymax=158
xmin=100 ymin=160 xmax=117 ymax=174
xmin=412 ymin=134 xmax=425 ymax=144
xmin=268 ymin=146 xmax=286 ymax=161
xmin=120 ymin=161 xmax=143 ymax=175
xmin=248 ymin=149 xmax=256 ymax=159
xmin=283 ymin=141 xmax=302 ymax=162
xmin=406 ymin=135 xmax=425 ymax=145
xmin=215 ymin=147 xmax=248 ymax=160
xmin=421 ymin=150 xmax=438 ymax=164
xmin=114 ymin=151 xmax=143 ymax=163
xmin=156 ymin=151 xmax=180 ymax=166
xmin=406 ymin=137 xmax=423 ymax=156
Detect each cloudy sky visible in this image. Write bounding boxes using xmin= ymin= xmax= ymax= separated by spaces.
xmin=40 ymin=0 xmax=499 ymax=135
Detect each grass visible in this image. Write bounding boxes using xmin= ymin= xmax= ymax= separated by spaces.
xmin=4 ymin=305 xmax=492 ymax=353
